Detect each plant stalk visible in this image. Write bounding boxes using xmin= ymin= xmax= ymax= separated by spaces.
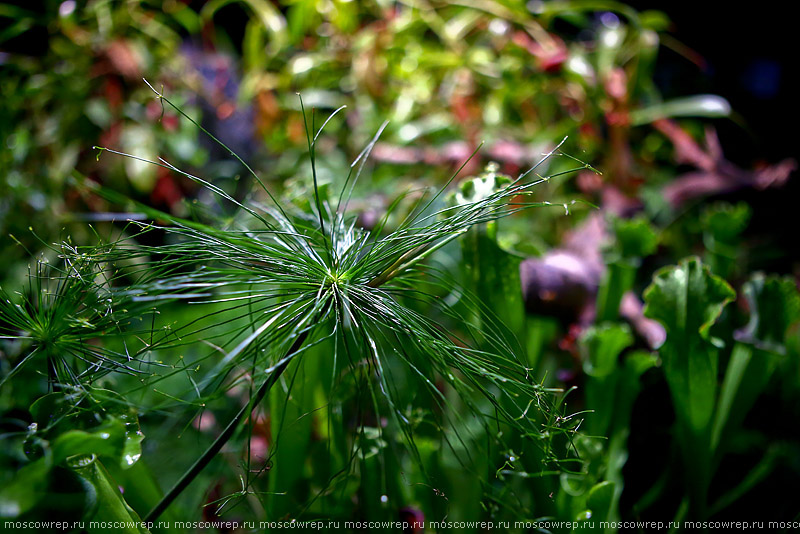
xmin=144 ymin=332 xmax=308 ymax=522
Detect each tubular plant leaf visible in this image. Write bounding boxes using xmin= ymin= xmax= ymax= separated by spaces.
xmin=712 ymin=274 xmax=800 ymax=453
xmin=643 ymin=256 xmax=735 ymax=517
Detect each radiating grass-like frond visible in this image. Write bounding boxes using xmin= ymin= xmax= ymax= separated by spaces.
xmin=76 ymin=85 xmax=596 ymax=518
xmin=0 ymin=244 xmax=162 ymax=390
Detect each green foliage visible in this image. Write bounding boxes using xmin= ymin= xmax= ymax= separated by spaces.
xmin=1 ymin=89 xmax=591 ymax=527
xmin=612 ymin=216 xmax=659 ymax=261
xmin=0 ymin=387 xmax=146 ymax=529
xmin=596 ymin=216 xmax=659 ymax=322
xmin=639 ymin=261 xmax=800 ymax=520
xmin=454 ymin=163 xmax=526 ymax=345
xmin=644 ymin=257 xmax=735 ymax=515
xmin=0 ymin=254 xmax=163 ymax=393
xmin=0 ymin=0 xmax=201 ymax=278
xmin=737 ymin=273 xmax=800 ymax=352
xmin=701 ymin=202 xmax=751 ymax=279
xmin=1 ymin=0 xmax=797 ymax=530
xmin=712 ymin=274 xmax=800 ymax=454
xmin=574 ymin=324 xmax=656 ymax=528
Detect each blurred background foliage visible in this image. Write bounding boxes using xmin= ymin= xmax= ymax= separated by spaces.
xmin=1 ymin=0 xmax=799 ymax=532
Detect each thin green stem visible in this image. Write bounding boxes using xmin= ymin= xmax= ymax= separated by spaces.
xmin=144 ymin=332 xmax=309 ymax=522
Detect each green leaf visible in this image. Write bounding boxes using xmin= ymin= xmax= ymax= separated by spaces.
xmin=603 ymin=350 xmax=658 ymax=526
xmin=612 ymin=216 xmax=658 ymax=260
xmin=630 ymin=95 xmax=731 ymax=125
xmin=51 ymin=419 xmax=127 ymax=465
xmin=581 ymin=323 xmax=634 ymax=379
xmin=455 ymin=163 xmax=525 ymax=344
xmin=0 ymin=458 xmax=51 ymax=518
xmin=595 ymin=263 xmax=636 ymax=322
xmin=461 ymin=227 xmax=525 ymax=341
xmin=268 ymin=344 xmax=325 ymax=517
xmin=736 ymin=273 xmax=800 ymax=353
xmin=88 ymin=390 xmax=146 ymax=470
xmin=31 ymin=389 xmax=145 ymax=470
xmin=701 ymin=202 xmax=751 ymax=245
xmin=107 ymin=460 xmax=180 ymax=529
xmin=713 ymin=274 xmax=800 ymax=451
xmin=580 ymin=323 xmax=634 ymax=437
xmin=586 ymin=481 xmax=615 ymax=523
xmin=701 ymin=202 xmax=750 ymax=279
xmin=643 ymin=257 xmax=735 ymax=515
xmin=287 ymin=0 xmax=319 ymax=45
xmin=640 ymin=10 xmax=672 ymax=31
xmin=74 ymin=458 xmax=151 ymax=534
xmin=644 ymin=256 xmax=734 ymax=347
xmin=596 ymin=216 xmax=658 ymax=322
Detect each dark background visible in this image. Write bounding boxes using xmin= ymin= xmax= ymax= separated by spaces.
xmin=643 ymin=0 xmax=798 ymax=273
xmin=651 ymin=1 xmax=794 ymax=160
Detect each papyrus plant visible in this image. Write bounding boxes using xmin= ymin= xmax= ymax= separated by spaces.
xmin=3 ymin=84 xmax=594 ymax=523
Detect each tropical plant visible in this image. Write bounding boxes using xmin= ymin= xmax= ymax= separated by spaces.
xmin=1 ymin=87 xmax=596 ymax=528
xmin=3 ymin=1 xmax=799 ymax=531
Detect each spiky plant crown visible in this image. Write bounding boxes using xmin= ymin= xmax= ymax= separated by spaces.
xmin=2 ymin=83 xmax=596 ymax=518
xmin=0 ymin=245 xmax=164 ymax=390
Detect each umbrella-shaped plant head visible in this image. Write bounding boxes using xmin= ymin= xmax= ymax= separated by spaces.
xmin=66 ymin=83 xmax=595 ymax=520
xmin=0 ymin=245 xmax=165 ymax=392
